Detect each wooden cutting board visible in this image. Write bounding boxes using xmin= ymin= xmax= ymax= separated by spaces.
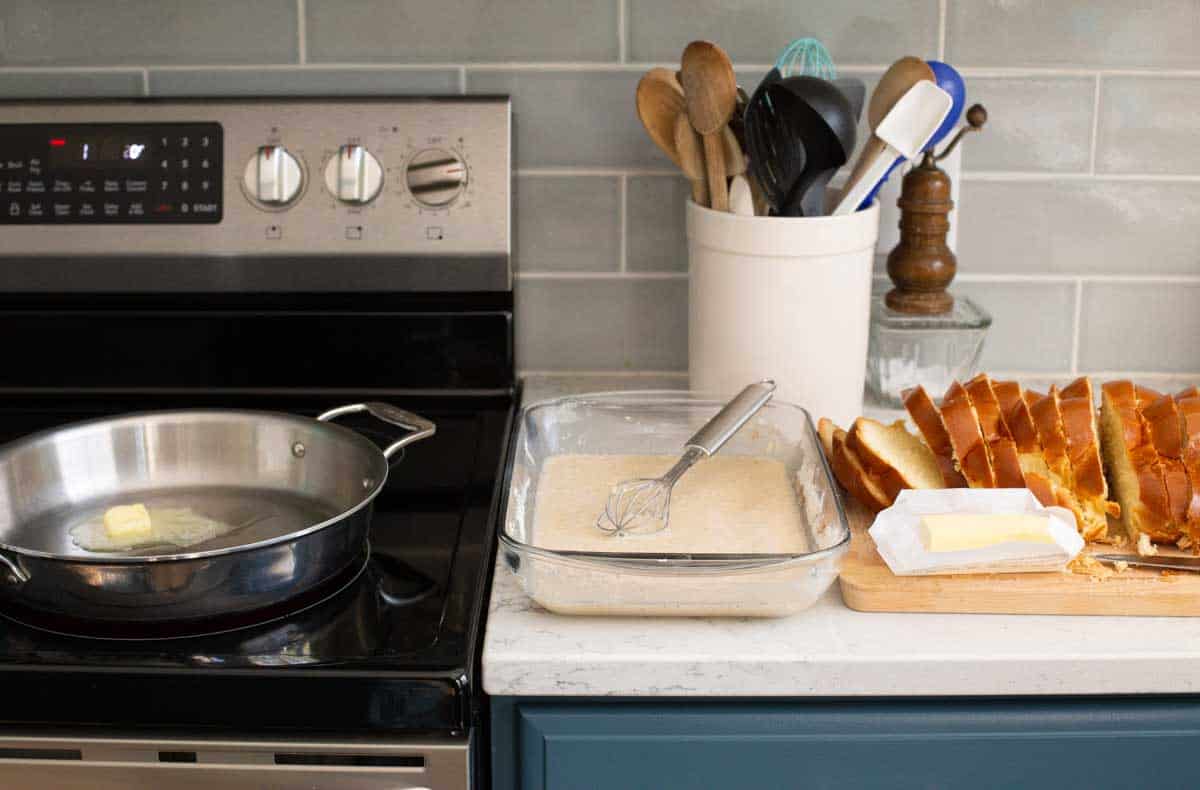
xmin=837 ymin=500 xmax=1200 ymax=616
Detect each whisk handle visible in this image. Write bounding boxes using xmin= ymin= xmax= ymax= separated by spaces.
xmin=686 ymin=379 xmax=776 ymax=456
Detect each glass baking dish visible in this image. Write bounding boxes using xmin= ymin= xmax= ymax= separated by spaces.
xmin=499 ymin=390 xmax=850 ymax=617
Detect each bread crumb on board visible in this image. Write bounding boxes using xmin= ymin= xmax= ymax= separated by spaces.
xmin=1068 ymin=555 xmax=1115 ymax=579
xmin=1137 ymin=534 xmax=1159 ymax=557
xmin=1178 ymin=535 xmax=1194 ymax=551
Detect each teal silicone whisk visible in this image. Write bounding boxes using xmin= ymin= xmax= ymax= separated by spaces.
xmin=774 ymin=38 xmax=836 ymax=80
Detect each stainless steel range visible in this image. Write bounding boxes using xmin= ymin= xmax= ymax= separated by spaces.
xmin=0 ymin=96 xmax=513 ymax=790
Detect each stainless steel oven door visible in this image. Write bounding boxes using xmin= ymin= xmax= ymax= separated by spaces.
xmin=0 ymin=733 xmax=469 ymax=789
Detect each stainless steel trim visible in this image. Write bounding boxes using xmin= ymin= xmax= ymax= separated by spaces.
xmin=0 ymin=98 xmax=511 ymax=292
xmin=0 ymin=734 xmax=469 ymax=790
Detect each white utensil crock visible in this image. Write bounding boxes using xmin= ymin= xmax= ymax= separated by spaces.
xmin=687 ymin=199 xmax=880 ymax=427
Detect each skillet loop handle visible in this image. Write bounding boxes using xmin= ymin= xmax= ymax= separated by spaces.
xmin=317 ymin=402 xmax=437 ymax=461
xmin=0 ymin=552 xmax=29 ymax=586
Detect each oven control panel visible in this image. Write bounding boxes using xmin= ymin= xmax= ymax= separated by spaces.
xmin=0 ymin=123 xmax=223 ymax=224
xmin=0 ymin=98 xmax=510 ymax=291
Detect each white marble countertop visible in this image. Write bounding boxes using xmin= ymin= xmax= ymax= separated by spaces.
xmin=482 ymin=374 xmax=1200 ymax=698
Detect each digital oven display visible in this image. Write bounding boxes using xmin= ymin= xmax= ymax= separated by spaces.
xmin=0 ymin=121 xmax=222 ymax=224
xmin=47 ymin=134 xmax=152 ymax=170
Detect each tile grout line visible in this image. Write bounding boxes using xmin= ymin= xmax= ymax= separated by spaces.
xmin=296 ymin=0 xmax=307 ymax=64
xmin=517 ymin=271 xmax=687 ymax=281
xmin=617 ymin=0 xmax=627 ymax=63
xmin=459 ymin=66 xmax=467 ymax=94
xmin=963 ymin=171 xmax=1200 ymax=183
xmin=618 ymin=173 xmax=628 ymax=273
xmin=8 ymin=62 xmax=1200 ymax=78
xmin=141 ymin=69 xmax=150 ymax=96
xmin=937 ymin=0 xmax=948 ymax=60
xmin=1070 ymin=279 xmax=1084 ymax=374
xmin=956 ymin=272 xmax=1200 ymax=284
xmin=518 ymin=167 xmax=677 ymax=177
xmin=1088 ymin=74 xmax=1101 ymax=174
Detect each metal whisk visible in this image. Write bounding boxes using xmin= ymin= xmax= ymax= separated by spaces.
xmin=595 ymin=380 xmax=777 ymax=536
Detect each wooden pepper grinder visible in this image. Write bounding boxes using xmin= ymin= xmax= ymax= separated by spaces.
xmin=885 ymin=104 xmax=988 ymax=314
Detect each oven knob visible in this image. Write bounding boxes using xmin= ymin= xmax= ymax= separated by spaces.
xmin=243 ymin=145 xmax=303 ymax=205
xmin=323 ymin=144 xmax=384 ymax=204
xmin=405 ymin=149 xmax=467 ymax=208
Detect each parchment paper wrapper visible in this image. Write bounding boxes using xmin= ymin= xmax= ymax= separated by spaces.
xmin=869 ymin=489 xmax=1083 ymax=576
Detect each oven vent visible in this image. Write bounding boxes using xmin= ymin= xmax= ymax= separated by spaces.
xmin=0 ymin=748 xmax=82 ymax=761
xmin=273 ymin=753 xmax=424 ymax=768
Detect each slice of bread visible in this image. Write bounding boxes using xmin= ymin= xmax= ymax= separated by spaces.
xmin=964 ymin=374 xmax=1025 ymax=488
xmin=1029 ymin=386 xmax=1094 ymax=537
xmin=1140 ymin=392 xmax=1192 ymax=531
xmin=902 ymin=385 xmax=967 ymax=488
xmin=1099 ymin=380 xmax=1179 ymax=545
xmin=1059 ymin=377 xmax=1121 ymax=536
xmin=829 ymin=427 xmax=891 ymax=513
xmin=997 ymin=384 xmax=1057 ymax=507
xmin=1177 ymin=389 xmax=1200 ymax=543
xmin=847 ymin=417 xmax=944 ymax=501
xmin=817 ymin=416 xmax=837 ymax=459
xmin=941 ymin=381 xmax=996 ymax=488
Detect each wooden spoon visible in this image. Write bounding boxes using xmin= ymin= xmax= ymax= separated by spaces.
xmin=721 ymin=126 xmax=746 ymax=177
xmin=840 ymin=56 xmax=934 ymax=207
xmin=636 ymin=68 xmax=686 ymax=168
xmin=680 ymin=41 xmax=737 ymax=212
xmin=674 ymin=113 xmax=709 ymax=206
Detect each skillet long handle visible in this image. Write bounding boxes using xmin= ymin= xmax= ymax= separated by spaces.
xmin=686 ymin=379 xmax=776 ymax=456
xmin=0 ymin=551 xmax=29 ymax=585
xmin=318 ymin=402 xmax=437 ymax=460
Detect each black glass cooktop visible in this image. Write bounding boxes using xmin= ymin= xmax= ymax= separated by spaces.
xmin=0 ymin=390 xmax=514 ymax=736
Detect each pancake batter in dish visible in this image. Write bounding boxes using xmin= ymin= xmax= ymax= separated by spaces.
xmin=533 ymin=454 xmax=807 ymax=553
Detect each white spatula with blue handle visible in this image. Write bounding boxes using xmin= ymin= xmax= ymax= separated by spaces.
xmin=832 ymin=81 xmax=952 ymax=216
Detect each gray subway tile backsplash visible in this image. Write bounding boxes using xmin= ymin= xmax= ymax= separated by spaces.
xmin=1078 ymin=282 xmax=1200 ymax=374
xmin=628 ymin=0 xmax=939 ymax=65
xmin=516 ymin=176 xmax=621 ymax=272
xmin=947 ymin=0 xmax=1200 ymax=69
xmin=626 ymin=176 xmax=691 ymax=273
xmin=467 ymin=70 xmax=662 ymax=168
xmin=1096 ymin=76 xmax=1200 ymax=175
xmin=964 ymin=77 xmax=1094 ymax=173
xmin=951 ymin=281 xmax=1076 ymax=373
xmin=0 ymin=1 xmax=298 ymax=66
xmin=957 ymin=180 xmax=1200 ymax=276
xmin=516 ymin=278 xmax=688 ymax=371
xmin=149 ymin=68 xmax=460 ymax=97
xmin=0 ymin=0 xmax=1194 ymax=375
xmin=306 ymin=0 xmax=619 ymax=63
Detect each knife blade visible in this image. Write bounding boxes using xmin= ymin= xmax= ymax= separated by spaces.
xmin=1093 ymin=553 xmax=1200 ymax=572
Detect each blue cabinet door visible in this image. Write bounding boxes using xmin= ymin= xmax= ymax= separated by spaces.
xmin=491 ymin=696 xmax=1200 ymax=789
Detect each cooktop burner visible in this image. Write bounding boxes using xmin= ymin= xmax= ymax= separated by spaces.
xmin=0 ymin=391 xmax=514 ymax=735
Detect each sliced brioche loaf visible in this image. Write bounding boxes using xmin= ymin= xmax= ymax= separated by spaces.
xmin=902 ymin=385 xmax=967 ymax=488
xmin=1099 ymin=380 xmax=1179 ymax=544
xmin=941 ymin=381 xmax=996 ymax=488
xmin=847 ymin=417 xmax=944 ymax=501
xmin=964 ymin=374 xmax=1025 ymax=488
xmin=829 ymin=427 xmax=891 ymax=513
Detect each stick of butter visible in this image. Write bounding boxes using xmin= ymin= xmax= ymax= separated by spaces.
xmin=918 ymin=513 xmax=1054 ymax=553
xmin=103 ymin=503 xmax=153 ymax=542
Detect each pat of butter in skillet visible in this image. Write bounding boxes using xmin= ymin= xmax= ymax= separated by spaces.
xmin=918 ymin=513 xmax=1055 ymax=553
xmin=103 ymin=503 xmax=153 ymax=541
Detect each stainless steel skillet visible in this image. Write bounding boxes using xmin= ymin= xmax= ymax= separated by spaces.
xmin=0 ymin=402 xmax=434 ymax=624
